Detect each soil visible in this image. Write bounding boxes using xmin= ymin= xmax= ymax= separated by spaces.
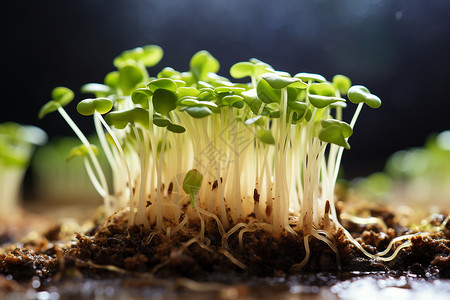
xmin=1 ymin=203 xmax=450 ymax=299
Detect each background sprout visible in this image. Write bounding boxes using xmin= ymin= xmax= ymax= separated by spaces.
xmin=0 ymin=122 xmax=47 ymax=217
xmin=189 ymin=50 xmax=220 ymax=82
xmin=332 ymin=75 xmax=352 ymax=96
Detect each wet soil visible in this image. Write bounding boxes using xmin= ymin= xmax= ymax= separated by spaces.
xmin=1 ymin=206 xmax=450 ymax=299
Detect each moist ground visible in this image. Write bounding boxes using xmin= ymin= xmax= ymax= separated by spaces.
xmin=2 ymin=205 xmax=450 ymax=291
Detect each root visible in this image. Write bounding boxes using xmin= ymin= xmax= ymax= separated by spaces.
xmin=340 ymin=212 xmax=388 ymax=232
xmin=219 ymin=249 xmax=247 ymax=270
xmin=290 ymin=235 xmax=311 ymax=271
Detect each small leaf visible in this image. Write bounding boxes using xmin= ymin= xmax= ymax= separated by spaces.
xmin=152 ymin=89 xmax=178 ymax=116
xmin=221 ymin=95 xmax=244 ymax=106
xmin=177 ymin=87 xmax=201 ymax=98
xmin=105 ymin=107 xmax=149 ymax=129
xmin=52 ymin=87 xmax=74 ymax=106
xmin=148 ymin=78 xmax=178 ymax=92
xmin=332 ymin=74 xmax=352 ymax=95
xmin=287 ymin=101 xmax=308 ymax=116
xmin=257 ymin=78 xmax=281 ymax=103
xmin=39 ymin=101 xmax=60 ymax=119
xmin=319 ymin=119 xmax=353 ymax=149
xmin=81 ymin=83 xmax=112 ymax=97
xmin=138 ymin=45 xmax=164 ymax=67
xmin=167 ymin=122 xmax=186 ymax=133
xmin=190 ymin=50 xmax=220 ymax=82
xmin=118 ymin=63 xmax=145 ymax=96
xmin=294 ymin=72 xmax=326 ymax=83
xmin=230 ymin=62 xmax=254 ymax=79
xmin=308 ymin=94 xmax=346 ymax=109
xmin=182 ymin=106 xmax=212 ymax=118
xmin=158 ymin=67 xmax=180 ymax=79
xmin=214 ymin=86 xmax=246 ymax=95
xmin=114 ymin=45 xmax=163 ymax=68
xmin=131 ymin=88 xmax=153 ymax=108
xmin=104 ymin=71 xmax=120 ymax=89
xmin=77 ymin=98 xmax=113 ymax=116
xmin=261 ymin=73 xmax=306 ymax=89
xmin=67 ymin=144 xmax=98 ymax=162
xmin=257 ymin=129 xmax=275 ymax=144
xmin=183 ymin=169 xmax=203 ymax=195
xmin=347 ymin=85 xmax=381 ymax=108
xmin=152 ymin=115 xmax=170 ymax=127
xmin=309 ymin=82 xmax=335 ymax=96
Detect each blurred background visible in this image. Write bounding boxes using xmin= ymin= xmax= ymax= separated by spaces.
xmin=2 ymin=0 xmax=450 ymax=182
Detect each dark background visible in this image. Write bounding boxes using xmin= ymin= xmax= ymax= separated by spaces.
xmin=2 ymin=0 xmax=450 ymax=179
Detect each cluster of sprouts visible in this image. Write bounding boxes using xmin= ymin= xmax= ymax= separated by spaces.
xmin=0 ymin=122 xmax=47 ymax=216
xmin=41 ymin=45 xmax=412 ymax=269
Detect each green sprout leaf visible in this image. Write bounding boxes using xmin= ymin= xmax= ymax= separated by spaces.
xmin=67 ymin=144 xmax=98 ymax=162
xmin=152 ymin=114 xmax=171 ymax=127
xmin=177 ymin=87 xmax=201 ymax=98
xmin=148 ymin=78 xmax=178 ymax=92
xmin=229 ymin=62 xmax=268 ymax=79
xmin=52 ymin=86 xmax=75 ymax=106
xmin=288 ymin=100 xmax=308 ymax=116
xmin=113 ymin=45 xmax=163 ymax=68
xmin=157 ymin=67 xmax=181 ymax=79
xmin=76 ymin=98 xmax=113 ymax=116
xmin=332 ymin=75 xmax=351 ymax=95
xmin=261 ymin=73 xmax=307 ymax=89
xmin=257 ymin=78 xmax=281 ymax=103
xmin=118 ymin=63 xmax=145 ymax=96
xmin=229 ymin=62 xmax=254 ymax=79
xmin=105 ymin=107 xmax=149 ymax=129
xmin=308 ymin=94 xmax=346 ymax=109
xmin=257 ymin=129 xmax=275 ymax=145
xmin=190 ymin=50 xmax=220 ymax=82
xmin=152 ymin=89 xmax=178 ymax=116
xmin=309 ymin=82 xmax=335 ymax=96
xmin=347 ymin=85 xmax=381 ymax=108
xmin=81 ymin=83 xmax=112 ymax=97
xmin=221 ymin=95 xmax=244 ymax=106
xmin=39 ymin=101 xmax=60 ymax=119
xmin=105 ymin=71 xmax=120 ymax=89
xmin=319 ymin=119 xmax=353 ymax=149
xmin=167 ymin=122 xmax=186 ymax=133
xmin=131 ymin=88 xmax=153 ymax=109
xmin=182 ymin=169 xmax=203 ymax=207
xmin=182 ymin=106 xmax=212 ymax=118
xmin=294 ymin=72 xmax=326 ymax=83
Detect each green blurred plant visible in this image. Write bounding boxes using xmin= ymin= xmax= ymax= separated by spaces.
xmin=0 ymin=122 xmax=46 ymax=216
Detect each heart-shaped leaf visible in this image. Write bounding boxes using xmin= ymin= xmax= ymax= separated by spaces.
xmin=332 ymin=74 xmax=351 ymax=95
xmin=182 ymin=106 xmax=212 ymax=118
xmin=294 ymin=72 xmax=326 ymax=83
xmin=105 ymin=107 xmax=149 ymax=129
xmin=148 ymin=78 xmax=178 ymax=92
xmin=261 ymin=73 xmax=307 ymax=89
xmin=347 ymin=85 xmax=381 ymax=108
xmin=131 ymin=88 xmax=153 ymax=108
xmin=308 ymin=94 xmax=346 ymax=109
xmin=52 ymin=87 xmax=74 ymax=106
xmin=319 ymin=119 xmax=353 ymax=149
xmin=152 ymin=89 xmax=178 ymax=116
xmin=190 ymin=50 xmax=220 ymax=82
xmin=77 ymin=98 xmax=113 ymax=116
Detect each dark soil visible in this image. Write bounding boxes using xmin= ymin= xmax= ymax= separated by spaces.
xmin=1 ymin=206 xmax=450 ymax=297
